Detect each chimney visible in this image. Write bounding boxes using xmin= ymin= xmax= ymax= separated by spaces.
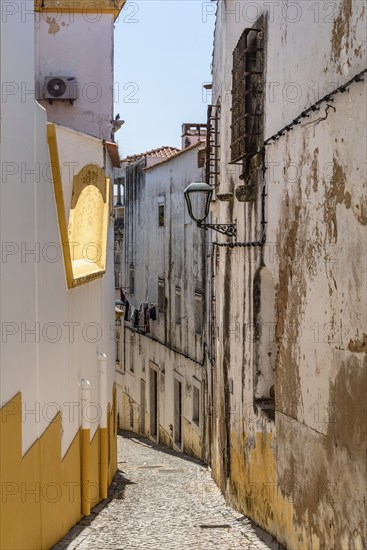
xmin=181 ymin=123 xmax=207 ymax=149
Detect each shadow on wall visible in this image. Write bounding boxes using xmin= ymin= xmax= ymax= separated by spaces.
xmin=253 ymin=266 xmax=276 ymax=418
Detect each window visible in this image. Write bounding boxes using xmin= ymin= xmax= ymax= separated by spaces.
xmin=197 ymin=148 xmax=206 ymax=169
xmin=129 ymin=264 xmax=135 ymax=294
xmin=231 ymin=22 xmax=264 ymax=164
xmin=129 ymin=332 xmax=134 ymax=373
xmin=150 ymin=365 xmax=158 ymax=439
xmin=192 ymin=383 xmax=200 ymax=427
xmin=158 ymin=204 xmax=165 ymax=227
xmin=175 ymin=287 xmax=182 ymax=324
xmin=115 ymin=326 xmax=120 ymax=364
xmin=114 ymin=238 xmax=122 ymax=289
xmin=158 ymin=278 xmax=165 ymax=314
xmin=158 ymin=196 xmax=165 ymax=227
xmin=195 ymin=293 xmax=203 ymax=335
xmin=174 ymin=377 xmax=182 ymax=448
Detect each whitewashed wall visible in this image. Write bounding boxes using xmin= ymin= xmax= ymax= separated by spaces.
xmin=35 ymin=12 xmax=114 ymax=140
xmin=117 ymin=144 xmax=208 ymax=455
xmin=0 ymin=6 xmax=115 ymax=457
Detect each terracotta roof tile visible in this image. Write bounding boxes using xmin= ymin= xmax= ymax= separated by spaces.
xmin=121 ymin=146 xmax=180 ymax=164
xmin=144 ymin=140 xmax=206 ymax=171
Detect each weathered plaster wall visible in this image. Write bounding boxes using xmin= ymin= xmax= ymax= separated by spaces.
xmin=117 ymin=144 xmax=208 ymax=458
xmin=210 ymin=1 xmax=366 ymax=548
xmin=35 ymin=13 xmax=114 ymax=140
xmin=117 ymin=333 xmax=204 ymax=459
xmin=121 ymin=145 xmax=207 ymax=356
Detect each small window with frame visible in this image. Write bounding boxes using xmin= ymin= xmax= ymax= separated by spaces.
xmin=158 ymin=196 xmax=165 ymax=227
xmin=129 ymin=332 xmax=134 ymax=373
xmin=158 ymin=204 xmax=165 ymax=227
xmin=129 ymin=265 xmax=135 ymax=295
xmin=115 ymin=326 xmax=120 ymax=364
xmin=158 ymin=278 xmax=165 ymax=314
xmin=194 ymin=293 xmax=203 ymax=335
xmin=192 ymin=380 xmax=201 ymax=427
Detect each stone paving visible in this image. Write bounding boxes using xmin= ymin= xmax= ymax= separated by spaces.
xmin=53 ymin=431 xmax=284 ymax=550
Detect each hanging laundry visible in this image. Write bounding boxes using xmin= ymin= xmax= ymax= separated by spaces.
xmin=149 ymin=306 xmax=157 ymax=321
xmin=144 ymin=302 xmax=150 ymax=334
xmin=120 ymin=289 xmax=126 ymax=304
xmin=132 ymin=307 xmax=140 ymax=328
xmin=124 ymin=300 xmax=130 ymax=321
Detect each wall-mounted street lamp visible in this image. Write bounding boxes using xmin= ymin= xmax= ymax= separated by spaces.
xmin=184 ymin=182 xmax=237 ymax=238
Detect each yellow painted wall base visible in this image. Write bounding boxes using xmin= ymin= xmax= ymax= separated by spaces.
xmin=0 ymin=390 xmax=117 ymax=550
xmin=227 ymin=431 xmax=298 ymax=548
xmin=100 ymin=428 xmax=108 ymax=499
xmin=81 ymin=428 xmax=91 ymax=516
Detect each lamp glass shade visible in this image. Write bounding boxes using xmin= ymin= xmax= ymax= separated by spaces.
xmin=184 ymin=182 xmax=213 ymax=224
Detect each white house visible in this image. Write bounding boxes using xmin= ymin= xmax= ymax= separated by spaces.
xmin=0 ymin=1 xmax=125 ymax=548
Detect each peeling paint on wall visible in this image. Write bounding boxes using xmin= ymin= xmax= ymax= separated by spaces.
xmin=46 ymin=16 xmax=60 ymax=35
xmin=209 ymin=1 xmax=367 ymax=548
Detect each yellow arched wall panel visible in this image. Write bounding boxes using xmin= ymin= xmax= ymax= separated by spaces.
xmin=68 ymin=164 xmax=109 ymax=280
xmin=47 ymin=124 xmax=110 ymax=288
xmin=0 ymin=390 xmax=117 ymax=550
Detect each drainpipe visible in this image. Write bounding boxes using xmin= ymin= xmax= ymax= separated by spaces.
xmin=81 ymin=379 xmax=91 ymax=516
xmin=98 ymin=352 xmax=108 ymax=499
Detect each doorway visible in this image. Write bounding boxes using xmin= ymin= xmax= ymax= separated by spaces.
xmin=149 ymin=367 xmax=158 ymax=439
xmin=174 ymin=377 xmax=182 ymax=450
xmin=140 ymin=379 xmax=146 ymax=435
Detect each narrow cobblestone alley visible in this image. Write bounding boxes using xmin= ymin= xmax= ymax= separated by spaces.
xmin=53 ymin=432 xmax=283 ymax=550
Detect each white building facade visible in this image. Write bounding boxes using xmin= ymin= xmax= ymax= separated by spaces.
xmin=116 ymin=138 xmax=210 ymax=459
xmin=0 ymin=2 xmax=124 ymax=548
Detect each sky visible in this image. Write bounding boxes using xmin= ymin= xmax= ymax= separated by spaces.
xmin=113 ymin=0 xmax=215 ymax=158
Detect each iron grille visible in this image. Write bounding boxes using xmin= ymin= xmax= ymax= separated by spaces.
xmin=230 ymin=25 xmax=264 ymax=164
xmin=205 ymin=104 xmax=221 ymax=186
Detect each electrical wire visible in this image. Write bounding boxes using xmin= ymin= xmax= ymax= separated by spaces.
xmin=263 ymin=69 xmax=366 ymax=146
xmin=212 ymin=68 xmax=366 ymax=248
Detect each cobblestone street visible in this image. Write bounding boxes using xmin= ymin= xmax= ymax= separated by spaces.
xmin=54 ymin=431 xmax=283 ymax=550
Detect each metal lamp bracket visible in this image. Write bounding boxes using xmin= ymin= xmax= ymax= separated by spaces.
xmin=198 ymin=221 xmax=237 ymax=238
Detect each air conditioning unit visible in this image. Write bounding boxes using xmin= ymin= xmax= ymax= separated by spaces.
xmin=43 ymin=76 xmax=79 ymax=104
